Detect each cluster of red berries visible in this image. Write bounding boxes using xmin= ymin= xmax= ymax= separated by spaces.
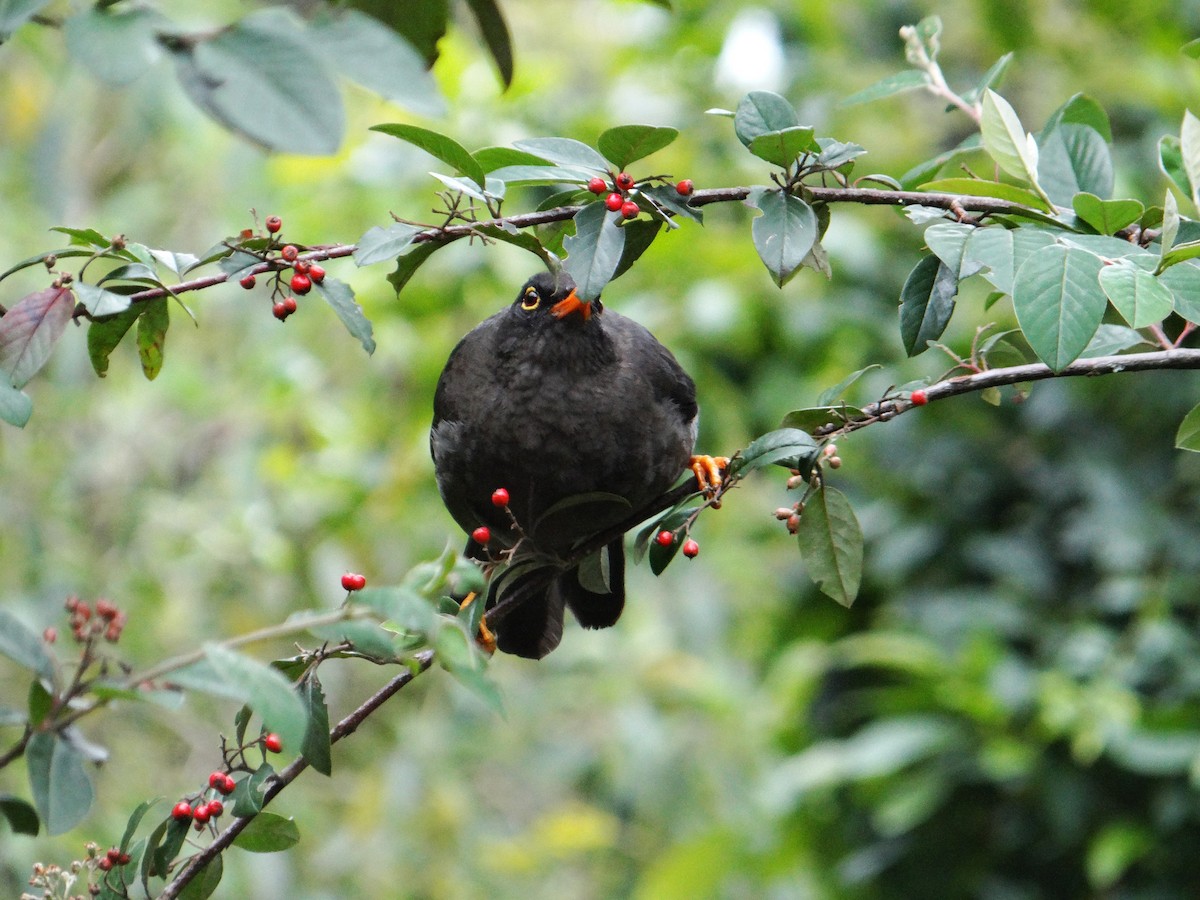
xmin=96 ymin=845 xmax=132 ymax=872
xmin=341 ymin=572 xmax=367 ymax=592
xmin=239 ymin=216 xmax=327 ymax=322
xmin=586 ymin=171 xmax=692 ymax=220
xmin=654 ymin=529 xmax=700 ymax=559
xmin=62 ymin=595 xmax=126 ymax=643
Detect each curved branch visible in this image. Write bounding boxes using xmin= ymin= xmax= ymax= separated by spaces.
xmin=120 ymin=185 xmax=1047 ymax=306
xmin=817 ymin=348 xmax=1200 ymax=437
xmin=158 ymin=650 xmax=435 ymax=900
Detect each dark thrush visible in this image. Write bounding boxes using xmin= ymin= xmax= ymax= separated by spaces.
xmin=431 ymin=271 xmax=722 ymax=659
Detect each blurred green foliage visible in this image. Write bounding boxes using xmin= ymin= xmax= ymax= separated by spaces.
xmin=5 ymin=1 xmax=1200 ymax=897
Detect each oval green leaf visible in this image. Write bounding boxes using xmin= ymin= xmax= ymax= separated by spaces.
xmin=26 ymin=731 xmax=94 ymax=836
xmin=597 ymin=124 xmax=679 ymax=169
xmin=1098 ymin=260 xmax=1175 ymax=328
xmin=796 ymin=484 xmax=863 ymax=608
xmin=370 ymin=123 xmax=486 ymax=190
xmin=1012 ymin=243 xmax=1105 ymax=371
xmin=563 ymin=201 xmax=625 ymax=301
xmin=748 ymin=126 xmax=816 ymax=168
xmin=734 ymin=91 xmax=799 ymax=147
xmin=750 ymin=190 xmax=817 ymax=287
xmin=899 ymin=254 xmax=958 ymax=357
xmin=233 ymin=812 xmax=302 ymax=853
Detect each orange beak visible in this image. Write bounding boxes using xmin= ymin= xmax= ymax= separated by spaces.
xmin=549 ymin=289 xmax=591 ymax=321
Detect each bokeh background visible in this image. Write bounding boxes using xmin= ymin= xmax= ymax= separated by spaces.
xmin=6 ymin=1 xmax=1200 ymax=896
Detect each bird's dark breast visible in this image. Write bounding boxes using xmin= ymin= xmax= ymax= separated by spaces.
xmin=432 ymin=312 xmax=694 ymax=555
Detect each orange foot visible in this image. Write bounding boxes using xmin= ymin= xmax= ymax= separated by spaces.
xmin=690 ymin=455 xmax=730 ymax=497
xmin=458 ymin=591 xmax=497 ymax=655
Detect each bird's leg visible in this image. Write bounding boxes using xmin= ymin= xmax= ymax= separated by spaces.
xmin=458 ymin=591 xmax=497 ymax=654
xmin=690 ymin=455 xmax=730 ymax=497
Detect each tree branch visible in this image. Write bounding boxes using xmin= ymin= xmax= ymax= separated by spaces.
xmin=119 ymin=185 xmax=1050 ymax=306
xmin=157 ymin=649 xmax=435 ymax=900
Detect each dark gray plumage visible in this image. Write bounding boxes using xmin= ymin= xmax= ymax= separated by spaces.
xmin=431 ymin=271 xmax=698 ymax=658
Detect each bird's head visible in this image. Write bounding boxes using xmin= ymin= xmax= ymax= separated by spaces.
xmin=513 ymin=272 xmax=599 ymax=324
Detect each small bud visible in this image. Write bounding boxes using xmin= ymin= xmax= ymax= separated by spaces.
xmin=787 ymin=514 xmax=801 ymax=534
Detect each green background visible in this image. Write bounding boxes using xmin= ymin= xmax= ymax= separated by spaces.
xmin=5 ymin=1 xmax=1200 ymax=896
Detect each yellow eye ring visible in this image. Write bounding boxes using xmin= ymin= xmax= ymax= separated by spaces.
xmin=521 ymin=288 xmax=540 ymax=310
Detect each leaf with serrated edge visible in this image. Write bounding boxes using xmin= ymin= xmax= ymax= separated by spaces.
xmin=796 ymin=484 xmax=862 ymax=607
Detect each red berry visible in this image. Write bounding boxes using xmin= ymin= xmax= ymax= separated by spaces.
xmin=42 ymin=626 xmax=57 ymax=643
xmin=290 ymin=272 xmax=311 ymax=295
xmin=265 ymin=215 xmax=282 ymax=234
xmin=282 ymin=296 xmax=298 ymax=314
xmin=655 ymin=530 xmax=675 ymax=547
xmin=910 ymin=389 xmax=928 ymax=406
xmin=616 ymin=172 xmax=635 ymax=190
xmin=239 ymin=274 xmax=256 ymax=289
xmin=341 ymin=572 xmax=366 ymax=592
xmin=264 ymin=733 xmax=283 ymax=753
xmin=491 ymin=488 xmax=510 ymax=507
xmin=586 ymin=177 xmax=607 ymax=194
xmin=605 ymin=193 xmax=624 ymax=212
xmin=106 ymin=847 xmax=121 ymax=863
xmin=676 ymin=179 xmax=695 ymax=196
xmin=98 ymin=857 xmax=113 ymax=872
xmin=171 ymin=801 xmax=193 ymax=822
xmin=293 ymin=260 xmax=310 ymax=276
xmin=95 ymin=598 xmax=117 ymax=620
xmin=117 ymin=852 xmax=131 ymax=865
xmin=280 ymin=244 xmax=299 ymax=262
xmin=272 ymin=301 xmax=289 ymax=321
xmin=308 ymin=264 xmax=325 ymax=283
xmin=205 ymin=799 xmax=224 ymax=817
xmin=471 ymin=525 xmax=491 ymax=545
xmin=620 ymin=201 xmax=639 ymax=219
xmin=222 ymin=773 xmax=237 ymax=793
xmin=682 ymin=538 xmax=700 ymax=558
xmin=208 ymin=771 xmax=227 ymax=791
xmin=192 ymin=804 xmax=211 ymax=824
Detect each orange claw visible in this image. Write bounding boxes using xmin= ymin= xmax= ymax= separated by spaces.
xmin=690 ymin=455 xmax=730 ymax=497
xmin=459 ymin=592 xmax=497 ymax=655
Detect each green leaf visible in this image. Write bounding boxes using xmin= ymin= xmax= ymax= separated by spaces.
xmin=463 ymin=0 xmax=513 ymax=87
xmin=750 ymin=189 xmax=818 ymax=287
xmin=136 ymin=298 xmax=168 ymax=380
xmin=0 ymin=794 xmax=39 ymax=835
xmin=87 ymin=306 xmax=140 ymax=378
xmin=312 ymin=9 xmax=444 ymax=116
xmin=814 ymin=138 xmax=867 ymax=170
xmin=486 ymin=164 xmax=595 ymax=185
xmin=231 ymin=762 xmax=274 ymax=817
xmin=747 ymin=126 xmax=816 ymax=168
xmin=26 ymin=731 xmax=94 ymax=835
xmin=0 ymin=0 xmax=51 ymax=37
xmin=563 ymin=201 xmax=625 ymax=301
xmin=0 ymin=380 xmax=32 ymax=427
xmin=316 ymin=277 xmax=375 ymax=355
xmin=473 ymin=146 xmax=554 ymax=171
xmin=1012 ymin=244 xmax=1106 ymax=371
xmin=435 ymin=624 xmax=503 ymax=714
xmin=512 ymin=137 xmax=610 ymax=172
xmin=779 ymin=406 xmax=866 ymax=434
xmin=980 ymin=89 xmax=1043 ymax=192
xmin=597 ymin=125 xmax=678 ymax=169
xmin=964 ymin=225 xmax=1057 ymax=296
xmin=1159 ymin=260 xmax=1200 ymax=321
xmin=923 ymin=222 xmax=979 ymax=279
xmin=728 ymin=428 xmax=820 ymax=477
xmin=349 ymin=0 xmax=446 ymax=65
xmin=369 ymin=123 xmax=486 ymax=191
xmin=961 ymin=52 xmax=1014 ymax=106
xmin=300 ymin=675 xmax=332 ymax=776
xmin=354 ymin=222 xmax=422 ymax=267
xmin=1037 ymin=123 xmax=1114 ymax=205
xmin=1098 ymin=259 xmax=1175 ymax=328
xmin=177 ymin=855 xmax=223 ymax=900
xmin=64 ymin=7 xmax=163 ymax=87
xmin=119 ymin=798 xmax=159 ymax=853
xmin=919 ymin=177 xmax=1052 ymax=212
xmin=307 ymin=617 xmax=399 ymax=661
xmin=734 ymin=91 xmax=799 ymax=147
xmin=1159 ymin=135 xmax=1190 ymax=199
xmin=233 ymin=812 xmax=302 ymax=853
xmin=796 ymin=484 xmax=863 ymax=608
xmin=899 ymin=254 xmax=959 ymax=356
xmin=73 ymin=282 xmax=132 ymax=317
xmin=1072 ymin=193 xmax=1144 ymax=234
xmin=1084 ymin=323 xmax=1153 ymax=356
xmin=0 ymin=286 xmax=75 ymax=389
xmin=0 ymin=607 xmax=54 ymax=678
xmin=840 ymin=69 xmax=928 ymax=107
xmin=1182 ymin=110 xmax=1200 ymax=207
xmin=387 ymin=243 xmax=440 ymax=296
xmin=176 ymin=646 xmax=308 ymax=754
xmin=1175 ymin=402 xmax=1200 ymax=451
xmin=170 ymin=8 xmax=344 ymax=155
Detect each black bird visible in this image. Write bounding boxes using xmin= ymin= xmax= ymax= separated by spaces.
xmin=431 ymin=271 xmax=721 ymax=658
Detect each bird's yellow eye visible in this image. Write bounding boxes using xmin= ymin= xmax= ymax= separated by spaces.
xmin=521 ymin=287 xmax=540 ymax=310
